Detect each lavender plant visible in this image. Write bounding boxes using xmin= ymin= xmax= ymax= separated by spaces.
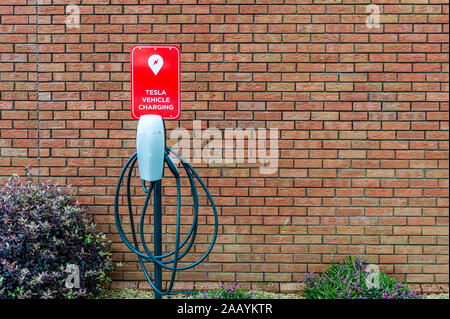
xmin=300 ymin=254 xmax=424 ymax=299
xmin=196 ymin=280 xmax=255 ymax=299
xmin=0 ymin=173 xmax=113 ymax=299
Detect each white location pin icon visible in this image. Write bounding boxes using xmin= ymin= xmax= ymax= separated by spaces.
xmin=148 ymin=54 xmax=163 ymax=75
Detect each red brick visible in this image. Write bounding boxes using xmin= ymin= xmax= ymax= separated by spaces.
xmin=1 ymin=0 xmax=448 ymax=293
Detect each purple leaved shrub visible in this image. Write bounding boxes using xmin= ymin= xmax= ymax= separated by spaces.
xmin=300 ymin=254 xmax=424 ymax=299
xmin=0 ymin=173 xmax=113 ymax=299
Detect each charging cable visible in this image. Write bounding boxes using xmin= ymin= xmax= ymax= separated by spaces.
xmin=114 ymin=147 xmax=218 ymax=296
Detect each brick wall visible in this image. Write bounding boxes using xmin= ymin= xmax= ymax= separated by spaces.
xmin=0 ymin=0 xmax=448 ymax=293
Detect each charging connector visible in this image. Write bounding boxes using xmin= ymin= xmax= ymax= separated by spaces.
xmin=136 ymin=114 xmax=165 ymax=181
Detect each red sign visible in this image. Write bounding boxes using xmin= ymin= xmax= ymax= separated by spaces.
xmin=131 ymin=45 xmax=180 ymax=120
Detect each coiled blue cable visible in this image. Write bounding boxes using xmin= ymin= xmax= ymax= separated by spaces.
xmin=114 ymin=147 xmax=218 ymax=296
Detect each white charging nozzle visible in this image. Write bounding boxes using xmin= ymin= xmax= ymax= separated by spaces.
xmin=136 ymin=115 xmax=165 ymax=181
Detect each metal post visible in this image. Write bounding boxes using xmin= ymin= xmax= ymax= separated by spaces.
xmin=153 ymin=179 xmax=162 ymax=299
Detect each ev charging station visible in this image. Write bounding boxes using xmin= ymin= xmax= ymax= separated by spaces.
xmin=114 ymin=45 xmax=218 ymax=299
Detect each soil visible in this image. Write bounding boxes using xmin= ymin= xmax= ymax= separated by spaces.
xmin=97 ymin=288 xmax=448 ymax=299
